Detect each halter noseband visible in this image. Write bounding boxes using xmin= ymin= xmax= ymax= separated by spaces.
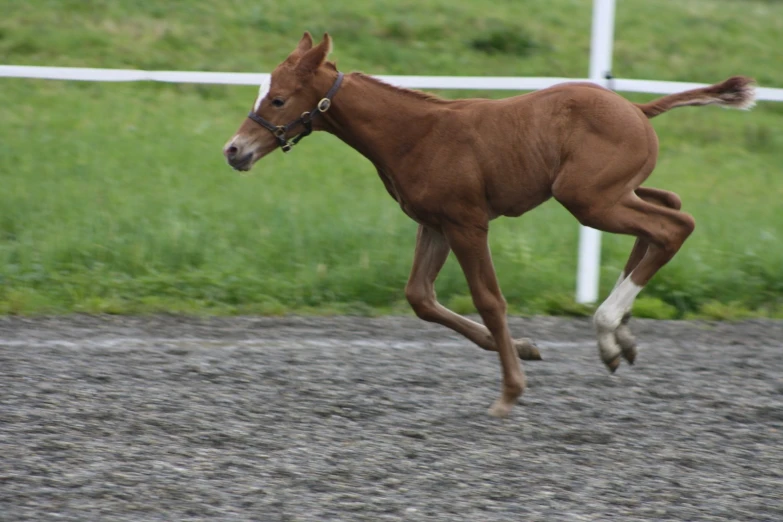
xmin=247 ymin=72 xmax=344 ymax=153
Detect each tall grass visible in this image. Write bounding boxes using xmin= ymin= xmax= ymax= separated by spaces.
xmin=0 ymin=0 xmax=782 ymax=317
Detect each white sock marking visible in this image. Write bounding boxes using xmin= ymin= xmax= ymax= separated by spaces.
xmin=612 ymin=271 xmax=626 ymax=292
xmin=595 ymin=276 xmax=643 ymax=332
xmin=594 ymin=276 xmax=643 ymax=362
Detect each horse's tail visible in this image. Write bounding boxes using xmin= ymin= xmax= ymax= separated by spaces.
xmin=635 ymin=76 xmax=756 ymax=119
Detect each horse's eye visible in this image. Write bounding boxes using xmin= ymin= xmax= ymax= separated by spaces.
xmin=271 ymin=98 xmax=285 ymax=108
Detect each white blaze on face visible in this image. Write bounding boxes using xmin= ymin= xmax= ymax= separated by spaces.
xmin=253 ymin=80 xmax=270 ymax=112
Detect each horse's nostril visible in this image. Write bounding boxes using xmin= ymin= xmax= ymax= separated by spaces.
xmin=225 ymin=145 xmax=239 ymax=158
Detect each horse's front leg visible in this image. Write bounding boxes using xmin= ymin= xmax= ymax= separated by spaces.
xmin=442 ymin=223 xmax=525 ymax=418
xmin=405 ymin=225 xmax=541 ymax=360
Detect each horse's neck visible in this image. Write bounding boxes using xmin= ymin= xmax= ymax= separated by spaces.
xmin=320 ymin=73 xmax=440 ymax=170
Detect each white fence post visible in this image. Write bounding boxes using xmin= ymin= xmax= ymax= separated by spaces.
xmin=575 ymin=0 xmax=617 ymax=304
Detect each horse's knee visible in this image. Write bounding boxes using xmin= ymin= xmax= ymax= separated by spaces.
xmin=471 ymin=291 xmax=507 ymax=330
xmin=405 ymin=285 xmax=439 ymax=322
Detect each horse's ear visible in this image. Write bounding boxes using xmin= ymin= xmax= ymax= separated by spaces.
xmin=295 ymin=32 xmax=314 ymax=53
xmin=296 ymin=33 xmax=333 ymax=75
xmin=285 ymin=32 xmax=314 ymax=64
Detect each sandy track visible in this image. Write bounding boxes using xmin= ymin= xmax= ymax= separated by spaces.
xmin=1 ymin=315 xmax=782 ymax=521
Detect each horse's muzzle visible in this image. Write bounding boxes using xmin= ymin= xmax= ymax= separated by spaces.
xmin=225 ymin=149 xmax=254 ymax=171
xmin=223 ymin=140 xmax=254 ymax=170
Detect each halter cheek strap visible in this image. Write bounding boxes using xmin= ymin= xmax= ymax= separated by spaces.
xmin=247 ymin=72 xmax=344 ymax=153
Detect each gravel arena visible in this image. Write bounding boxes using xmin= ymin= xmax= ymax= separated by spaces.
xmin=1 ymin=315 xmax=781 ymax=521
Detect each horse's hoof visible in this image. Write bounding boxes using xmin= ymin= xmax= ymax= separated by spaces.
xmin=605 ymin=355 xmax=622 ymax=373
xmin=515 ymin=338 xmax=542 ymax=361
xmin=622 ymin=346 xmax=637 ymax=365
xmin=488 ymin=398 xmax=513 ymax=418
xmin=597 ymin=331 xmax=622 ymax=373
xmin=615 ymin=325 xmax=637 ymax=365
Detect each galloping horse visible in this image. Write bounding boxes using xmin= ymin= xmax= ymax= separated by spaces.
xmin=224 ymin=32 xmax=755 ymax=417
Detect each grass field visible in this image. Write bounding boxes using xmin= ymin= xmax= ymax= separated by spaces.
xmin=1 ymin=0 xmax=782 ymax=318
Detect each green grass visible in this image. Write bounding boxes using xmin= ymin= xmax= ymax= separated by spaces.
xmin=0 ymin=0 xmax=782 ymax=317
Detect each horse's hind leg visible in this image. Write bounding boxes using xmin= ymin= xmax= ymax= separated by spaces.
xmin=602 ymin=195 xmax=693 ymax=371
xmin=617 ymin=187 xmax=683 ymax=280
xmin=562 ymin=192 xmax=694 ymax=372
xmin=612 ymin=187 xmax=684 ymax=363
xmin=405 ymin=225 xmax=541 ymax=360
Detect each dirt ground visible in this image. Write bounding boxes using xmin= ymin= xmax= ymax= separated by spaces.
xmin=1 ymin=314 xmax=781 ymax=521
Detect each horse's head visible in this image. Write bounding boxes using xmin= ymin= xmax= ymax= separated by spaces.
xmin=223 ymin=32 xmax=339 ymax=171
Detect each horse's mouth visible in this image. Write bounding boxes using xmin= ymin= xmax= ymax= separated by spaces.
xmin=229 ymin=152 xmax=254 ymax=172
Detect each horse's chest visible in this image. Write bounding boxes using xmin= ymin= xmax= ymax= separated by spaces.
xmin=397 ymin=199 xmax=427 ymax=224
xmin=376 ymin=169 xmax=435 ymax=225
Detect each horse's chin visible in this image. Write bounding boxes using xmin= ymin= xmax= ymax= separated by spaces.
xmin=225 ymin=142 xmax=278 ymax=173
xmin=229 ymin=149 xmax=268 ymax=172
xmin=225 ymin=149 xmax=250 ymax=170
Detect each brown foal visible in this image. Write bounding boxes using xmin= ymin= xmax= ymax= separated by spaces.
xmin=224 ymin=32 xmax=755 ymax=417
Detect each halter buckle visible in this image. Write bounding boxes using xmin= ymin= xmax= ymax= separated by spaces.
xmin=317 ymin=98 xmax=331 ymax=112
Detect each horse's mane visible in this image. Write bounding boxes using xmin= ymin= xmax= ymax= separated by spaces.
xmin=352 ymin=72 xmax=451 ymax=104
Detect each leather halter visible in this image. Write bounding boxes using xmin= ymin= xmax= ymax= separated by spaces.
xmin=247 ymin=72 xmax=344 ymax=153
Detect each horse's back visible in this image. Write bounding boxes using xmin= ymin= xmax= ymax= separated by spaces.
xmin=435 ymin=82 xmax=655 ymax=218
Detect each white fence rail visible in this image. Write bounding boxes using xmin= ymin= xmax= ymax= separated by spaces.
xmin=3 ymin=65 xmax=783 ymax=100
xmin=3 ymin=0 xmax=782 ymax=304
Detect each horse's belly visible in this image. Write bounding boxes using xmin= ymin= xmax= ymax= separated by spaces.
xmin=487 ymin=175 xmax=553 ymax=218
